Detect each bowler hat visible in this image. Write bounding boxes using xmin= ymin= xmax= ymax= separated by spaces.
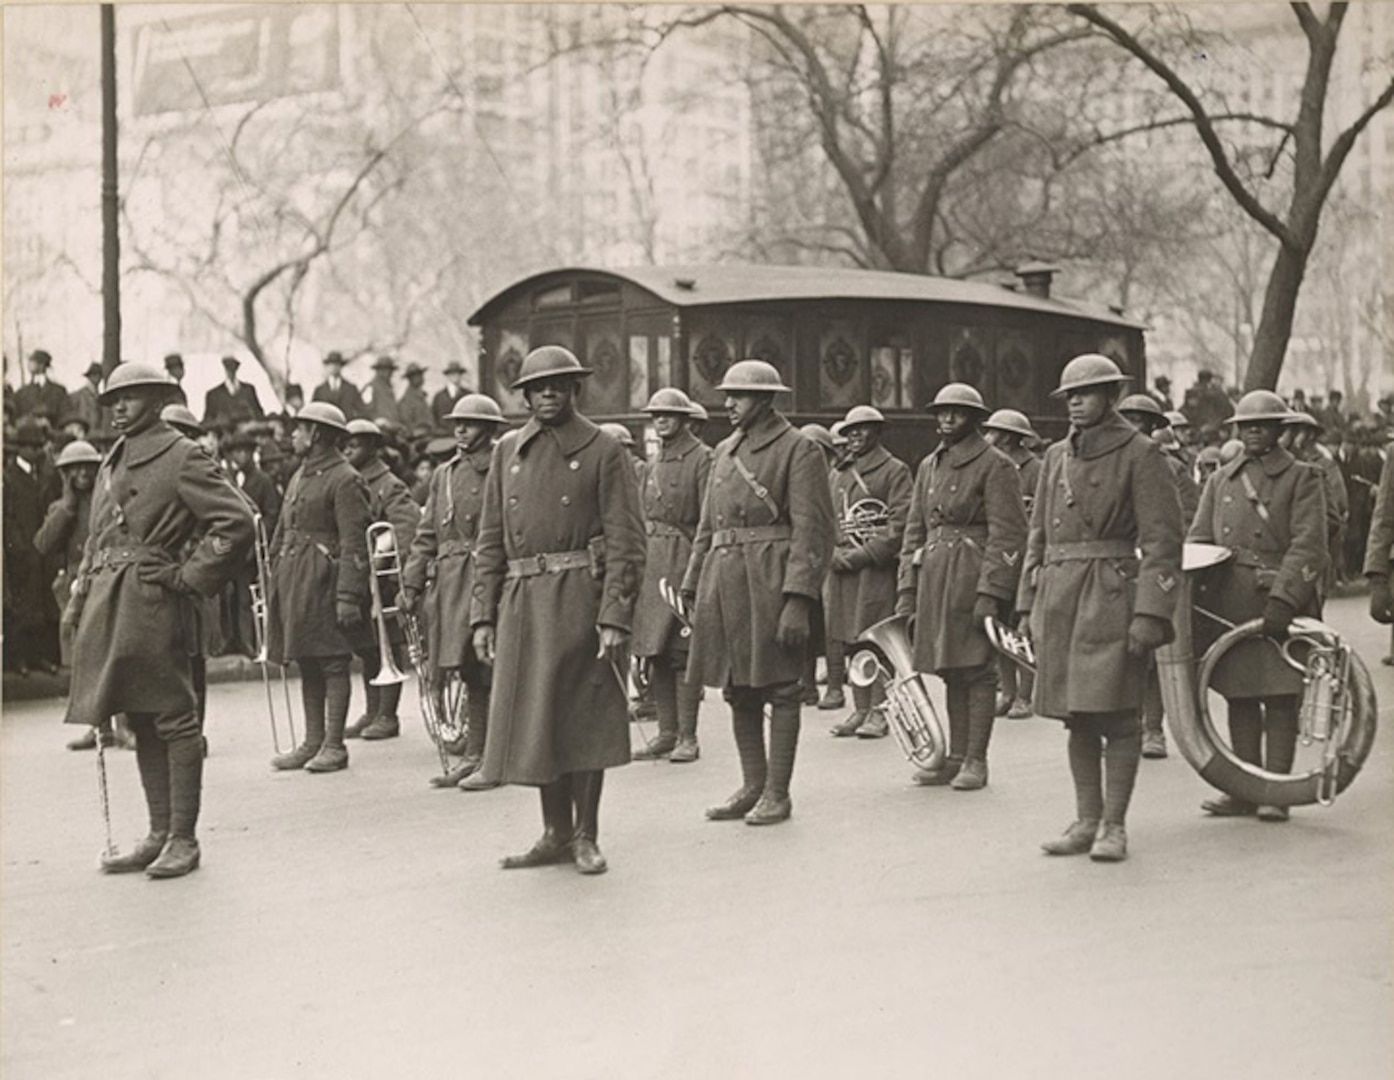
xmin=372 ymin=356 xmax=398 ymax=372
xmin=28 ymin=350 xmax=52 ymax=369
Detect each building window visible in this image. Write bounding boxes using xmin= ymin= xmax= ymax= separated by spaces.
xmin=629 ymin=335 xmax=649 ymax=410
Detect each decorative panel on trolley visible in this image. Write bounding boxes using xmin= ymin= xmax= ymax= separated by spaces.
xmin=818 ymin=319 xmax=862 ymax=410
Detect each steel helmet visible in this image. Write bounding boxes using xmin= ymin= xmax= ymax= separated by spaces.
xmin=55 ymin=439 xmax=101 ymax=468
xmin=1051 ymin=353 xmax=1130 ymax=398
xmin=161 ymin=404 xmax=203 ymax=434
xmin=714 ymin=359 xmax=791 ymax=394
xmin=447 ymin=393 xmax=507 ymax=423
xmin=828 ymin=419 xmax=848 ymax=444
xmin=600 ymin=421 xmax=635 ymax=447
xmin=841 ymin=404 xmax=886 ymax=428
xmin=346 ymin=418 xmax=384 ymax=439
xmin=1283 ymin=409 xmax=1322 ymax=430
xmin=296 ymin=402 xmax=349 ymax=433
xmin=982 ymin=409 xmax=1035 ymax=439
xmin=689 ymin=402 xmax=709 ymax=423
xmin=1228 ymin=390 xmax=1291 ymax=424
xmin=511 ymin=345 xmax=592 ymax=390
xmin=1117 ymin=394 xmax=1168 ymax=426
xmin=798 ymin=423 xmax=835 ymax=450
xmin=641 ymin=387 xmax=698 ymax=416
xmin=926 ymin=383 xmax=989 ymax=413
xmin=98 ymin=362 xmax=173 ymax=403
xmin=1165 ymin=410 xmax=1191 ymax=429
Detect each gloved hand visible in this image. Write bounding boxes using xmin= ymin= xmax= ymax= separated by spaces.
xmin=336 ymin=598 xmax=363 ymax=632
xmin=894 ymin=590 xmax=916 ymax=618
xmin=138 ymin=563 xmax=190 ymax=595
xmin=1127 ymin=614 xmax=1170 ymax=656
xmin=1262 ymin=597 xmax=1296 ymax=639
xmin=399 ymin=587 xmax=420 ymax=615
xmin=1370 ymin=576 xmax=1394 ymax=624
xmin=971 ymin=594 xmax=1000 ymax=630
xmin=1016 ymin=611 xmax=1032 ymax=637
xmin=830 ymin=549 xmax=855 ymax=573
xmin=775 ymin=594 xmax=813 ymax=649
xmin=61 ymin=590 xmax=85 ymax=634
xmin=472 ymin=624 xmax=496 ymax=665
xmin=597 ymin=625 xmax=629 ymax=665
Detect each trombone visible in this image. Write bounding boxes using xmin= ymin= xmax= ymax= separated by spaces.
xmin=248 ymin=511 xmax=298 ymax=753
xmin=366 ymin=522 xmax=456 ymax=774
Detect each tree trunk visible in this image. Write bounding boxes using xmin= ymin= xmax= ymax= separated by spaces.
xmin=1243 ymin=242 xmax=1309 ymax=392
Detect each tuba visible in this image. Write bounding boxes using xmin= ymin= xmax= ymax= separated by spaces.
xmin=1155 ymin=543 xmax=1378 ymax=809
xmin=847 ymin=614 xmax=948 ymax=772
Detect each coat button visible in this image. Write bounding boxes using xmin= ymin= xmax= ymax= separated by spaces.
xmin=561 ymin=496 xmax=571 ymax=506
xmin=509 ymin=496 xmax=518 ymax=505
xmin=1222 ymin=526 xmax=1231 ymax=535
xmin=569 ymin=460 xmax=580 ymax=471
xmin=510 ymin=465 xmax=520 ymax=474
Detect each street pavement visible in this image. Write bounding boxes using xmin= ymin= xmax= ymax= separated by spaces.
xmin=3 ymin=594 xmax=1390 ymax=1080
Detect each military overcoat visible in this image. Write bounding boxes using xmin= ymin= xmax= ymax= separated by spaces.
xmin=1002 ymin=446 xmax=1042 ymax=517
xmin=898 ymin=432 xmax=1027 ymax=673
xmin=1017 ymin=414 xmax=1183 ymax=719
xmin=682 ymin=412 xmax=835 ymax=689
xmin=632 ymin=428 xmax=712 ymax=659
xmin=266 ymin=444 xmax=372 ymax=661
xmin=1362 ymin=452 xmax=1394 ymax=578
xmin=469 ymin=414 xmax=645 ymax=785
xmin=1188 ymin=447 xmax=1326 ymax=699
xmin=825 ymin=444 xmax=912 ymax=642
xmin=403 ymin=444 xmax=492 ymax=673
xmin=64 ymin=422 xmax=253 ymax=726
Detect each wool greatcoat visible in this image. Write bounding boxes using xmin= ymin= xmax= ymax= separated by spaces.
xmin=1001 ymin=445 xmax=1042 ymax=517
xmin=1017 ymin=413 xmax=1183 ymax=720
xmin=469 ymin=413 xmax=645 ymax=785
xmin=682 ymin=411 xmax=836 ymax=689
xmin=1188 ymin=446 xmax=1326 ymax=700
xmin=266 ymin=443 xmax=373 ymax=661
xmin=1361 ymin=452 xmax=1394 ymax=579
xmin=898 ymin=432 xmax=1027 ymax=673
xmin=63 ymin=422 xmax=254 ymax=727
xmin=403 ymin=444 xmax=493 ymax=673
xmin=825 ymin=444 xmax=912 ymax=643
xmin=632 ymin=428 xmax=712 ymax=659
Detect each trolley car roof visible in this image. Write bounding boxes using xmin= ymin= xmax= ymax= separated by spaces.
xmin=468 ymin=264 xmax=1147 ymax=330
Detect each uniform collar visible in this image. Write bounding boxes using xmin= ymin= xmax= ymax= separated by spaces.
xmin=119 ymin=421 xmax=183 ymax=467
xmin=844 ymin=443 xmax=893 ymax=473
xmin=1222 ymin=445 xmax=1294 ymax=480
xmin=359 ymin=459 xmax=391 ymax=483
xmin=1068 ymin=412 xmax=1138 ymax=461
xmin=657 ymin=428 xmax=702 ymax=462
xmin=302 ymin=443 xmax=344 ymax=473
xmin=737 ymin=409 xmax=791 ymax=452
xmin=464 ymin=443 xmax=494 ymax=472
xmin=517 ymin=411 xmax=600 ymax=457
xmin=932 ymin=430 xmax=990 ymax=468
xmin=1004 ymin=444 xmax=1034 ymax=467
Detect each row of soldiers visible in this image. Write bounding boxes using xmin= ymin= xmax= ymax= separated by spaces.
xmin=61 ymin=346 xmax=1363 ymax=881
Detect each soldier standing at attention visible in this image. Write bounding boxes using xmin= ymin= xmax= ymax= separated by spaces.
xmin=469 ymin=347 xmax=645 ymax=874
xmin=1019 ymin=355 xmax=1182 ymax=862
xmin=65 ymin=363 xmax=253 ymax=877
xmin=897 ymin=385 xmax=1027 ymax=790
xmin=631 ymin=388 xmax=712 ymax=763
xmin=1188 ymin=391 xmax=1327 ymax=823
xmin=402 ymin=394 xmax=508 ymax=789
xmin=266 ymin=403 xmax=373 ymax=774
xmin=682 ymin=360 xmax=835 ymax=826
xmin=343 ymin=419 xmax=421 ymax=742
xmin=826 ymin=405 xmax=913 ymax=740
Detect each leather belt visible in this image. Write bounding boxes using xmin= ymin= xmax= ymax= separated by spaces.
xmin=1044 ymin=540 xmax=1138 ymax=564
xmin=506 ymin=549 xmax=591 ymax=579
xmin=711 ymin=524 xmax=792 ymax=549
xmin=1230 ymin=547 xmax=1282 ymax=571
xmin=438 ymin=538 xmax=473 ymax=558
xmin=928 ymin=524 xmax=987 ymax=540
xmin=646 ymin=521 xmax=685 ymax=538
xmin=90 ymin=544 xmax=174 ymax=572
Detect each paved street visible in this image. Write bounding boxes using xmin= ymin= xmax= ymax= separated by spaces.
xmin=3 ymin=594 xmax=1390 ymax=1080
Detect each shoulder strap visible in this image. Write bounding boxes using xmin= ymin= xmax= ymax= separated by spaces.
xmin=728 ymin=432 xmax=780 ymax=520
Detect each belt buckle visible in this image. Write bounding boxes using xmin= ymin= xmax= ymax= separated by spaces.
xmin=536 ymin=553 xmax=548 ymax=573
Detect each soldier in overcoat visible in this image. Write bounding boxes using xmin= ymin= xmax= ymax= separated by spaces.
xmin=897 ymin=385 xmax=1027 ymax=790
xmin=630 ymin=388 xmax=712 ymax=764
xmin=682 ymin=360 xmax=835 ymax=827
xmin=825 ymin=405 xmax=912 ymax=740
xmin=1283 ymin=410 xmax=1348 ymax=592
xmin=984 ymin=408 xmax=1041 ymax=719
xmin=797 ymin=423 xmax=843 ymax=711
xmin=265 ymin=402 xmax=373 ymax=774
xmin=1188 ymin=391 xmax=1327 ymax=823
xmin=469 ymin=347 xmax=645 ymax=875
xmin=1364 ymin=450 xmax=1394 ymax=624
xmin=64 ymin=363 xmax=254 ymax=878
xmin=344 ymin=419 xmax=422 ymax=742
xmin=402 ymin=394 xmax=508 ymax=788
xmin=4 ymin=418 xmax=61 ymax=674
xmin=1018 ymin=355 xmax=1182 ymax=862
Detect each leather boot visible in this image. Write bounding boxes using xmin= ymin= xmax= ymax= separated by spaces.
xmin=360 ymin=714 xmax=400 ymax=740
xmin=68 ymin=727 xmax=99 ymax=751
xmin=103 ymin=723 xmax=171 ymax=873
xmin=147 ymin=731 xmax=202 ymax=878
xmin=306 ymin=665 xmax=350 ymax=773
xmin=275 ymin=663 xmax=327 ymax=769
xmin=635 ymin=664 xmax=679 ymax=758
xmin=570 ymin=770 xmax=607 ymax=874
xmin=1089 ymin=823 xmax=1128 ymax=862
xmin=747 ymin=699 xmax=798 ymax=825
xmin=707 ymin=701 xmax=766 ymax=820
xmin=912 ymin=756 xmax=962 ymax=786
xmin=952 ymin=673 xmax=995 ymax=789
xmin=501 ymin=777 xmax=575 ymax=869
xmin=1041 ymin=819 xmax=1100 ymax=856
xmin=429 ymin=757 xmax=480 ymax=789
xmin=669 ymin=676 xmax=702 ymax=763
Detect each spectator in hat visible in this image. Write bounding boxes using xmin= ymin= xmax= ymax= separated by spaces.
xmin=311 ymin=351 xmax=366 ymax=420
xmin=13 ymin=350 xmax=68 ymax=423
xmin=432 ymin=359 xmax=468 ymax=432
xmin=4 ymin=418 xmax=61 ymax=674
xmin=365 ymin=355 xmax=401 ymax=426
xmin=203 ymin=356 xmax=264 ymax=430
xmin=64 ymin=362 xmax=108 ymax=438
xmin=398 ymin=362 xmax=433 ymax=438
xmin=284 ymin=382 xmax=305 ymax=418
xmin=163 ymin=353 xmax=189 ymax=406
xmin=1150 ymin=375 xmax=1174 ymax=412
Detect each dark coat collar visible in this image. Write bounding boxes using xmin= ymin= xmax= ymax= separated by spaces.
xmin=842 ymin=443 xmax=895 ymax=474
xmin=115 ymin=421 xmax=182 ymax=468
xmin=359 ymin=459 xmax=391 ymax=484
xmin=1068 ymin=412 xmax=1139 ymax=461
xmin=301 ymin=443 xmax=347 ymax=475
xmin=931 ymin=430 xmax=991 ymax=468
xmin=657 ymin=428 xmax=703 ymax=462
xmin=735 ymin=409 xmax=792 ymax=453
xmin=517 ymin=411 xmax=600 ymax=457
xmin=1220 ymin=445 xmax=1295 ymax=481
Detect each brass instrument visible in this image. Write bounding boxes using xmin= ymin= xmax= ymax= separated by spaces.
xmin=847 ymin=614 xmax=948 ymax=772
xmin=250 ymin=511 xmax=298 ymax=754
xmin=1155 ymin=543 xmax=1377 ymax=809
xmin=842 ymin=496 xmax=890 ymax=546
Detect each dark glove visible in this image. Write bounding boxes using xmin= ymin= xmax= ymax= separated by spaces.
xmin=971 ymin=594 xmax=1000 ymax=630
xmin=1261 ymin=597 xmax=1296 ymax=639
xmin=775 ymin=594 xmax=812 ymax=649
xmin=399 ymin=587 xmax=420 ymax=615
xmin=1126 ymin=614 xmax=1170 ymax=656
xmin=1370 ymin=576 xmax=1394 ymax=625
xmin=894 ymin=590 xmax=916 ymax=618
xmin=138 ymin=563 xmax=190 ymax=595
xmin=830 ymin=549 xmax=855 ymax=574
xmin=336 ymin=598 xmax=363 ymax=632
